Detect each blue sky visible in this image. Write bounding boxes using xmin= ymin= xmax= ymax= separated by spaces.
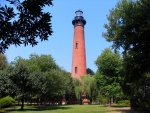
xmin=1 ymin=0 xmax=119 ymax=73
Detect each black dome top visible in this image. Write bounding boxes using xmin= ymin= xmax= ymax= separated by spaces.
xmin=72 ymin=10 xmax=86 ymax=27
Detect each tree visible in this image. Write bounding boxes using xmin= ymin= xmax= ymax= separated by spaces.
xmin=29 ymin=71 xmax=48 ymax=108
xmin=94 ymin=72 xmax=108 ymax=104
xmin=95 ymin=48 xmax=123 ymax=105
xmin=102 ymin=0 xmax=150 ymax=82
xmin=0 ymin=0 xmax=53 ymax=53
xmin=26 ymin=53 xmax=72 ymax=105
xmin=63 ymin=71 xmax=74 ymax=96
xmin=72 ymin=78 xmax=82 ymax=104
xmin=72 ymin=75 xmax=97 ymax=104
xmin=0 ymin=58 xmax=31 ymax=110
xmin=81 ymin=75 xmax=96 ymax=104
xmin=86 ymin=68 xmax=95 ymax=75
xmin=27 ymin=53 xmax=59 ymax=72
xmin=102 ymin=0 xmax=150 ymax=111
xmin=0 ymin=66 xmax=14 ymax=98
xmin=0 ymin=53 xmax=75 ymax=107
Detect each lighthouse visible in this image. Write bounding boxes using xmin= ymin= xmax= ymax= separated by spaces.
xmin=71 ymin=10 xmax=87 ymax=80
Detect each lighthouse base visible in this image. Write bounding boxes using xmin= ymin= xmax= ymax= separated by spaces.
xmin=82 ymin=98 xmax=90 ymax=105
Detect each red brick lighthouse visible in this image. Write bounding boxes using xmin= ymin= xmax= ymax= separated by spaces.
xmin=71 ymin=10 xmax=87 ymax=80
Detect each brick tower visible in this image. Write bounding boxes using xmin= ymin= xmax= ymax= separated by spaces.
xmin=71 ymin=10 xmax=87 ymax=80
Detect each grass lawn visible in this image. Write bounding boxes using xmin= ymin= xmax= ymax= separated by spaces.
xmin=0 ymin=105 xmax=142 ymax=113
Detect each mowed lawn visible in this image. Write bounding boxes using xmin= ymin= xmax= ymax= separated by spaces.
xmin=0 ymin=105 xmax=141 ymax=113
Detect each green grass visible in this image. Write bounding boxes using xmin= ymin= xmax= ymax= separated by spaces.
xmin=0 ymin=105 xmax=109 ymax=113
xmin=0 ymin=104 xmax=142 ymax=113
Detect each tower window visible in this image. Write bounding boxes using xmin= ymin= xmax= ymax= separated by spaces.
xmin=75 ymin=67 xmax=78 ymax=74
xmin=75 ymin=42 xmax=78 ymax=49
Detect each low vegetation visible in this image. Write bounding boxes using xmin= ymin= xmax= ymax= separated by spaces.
xmin=0 ymin=96 xmax=15 ymax=108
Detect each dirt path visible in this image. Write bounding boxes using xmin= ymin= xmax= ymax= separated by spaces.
xmin=107 ymin=107 xmax=142 ymax=113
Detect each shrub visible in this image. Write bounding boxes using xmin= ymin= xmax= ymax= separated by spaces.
xmin=0 ymin=96 xmax=15 ymax=108
xmin=117 ymin=100 xmax=130 ymax=106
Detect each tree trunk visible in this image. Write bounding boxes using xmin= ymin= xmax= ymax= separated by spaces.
xmin=37 ymin=97 xmax=38 ymax=105
xmin=18 ymin=99 xmax=20 ymax=105
xmin=30 ymin=98 xmax=32 ymax=105
xmin=49 ymin=98 xmax=51 ymax=105
xmin=98 ymin=99 xmax=100 ymax=104
xmin=90 ymin=89 xmax=92 ymax=104
xmin=44 ymin=97 xmax=46 ymax=105
xmin=38 ymin=97 xmax=41 ymax=109
xmin=21 ymin=97 xmax=24 ymax=110
xmin=90 ymin=97 xmax=92 ymax=104
xmin=109 ymin=97 xmax=111 ymax=107
xmin=80 ymin=97 xmax=82 ymax=105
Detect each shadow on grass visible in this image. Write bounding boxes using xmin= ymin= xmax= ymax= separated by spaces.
xmin=110 ymin=109 xmax=143 ymax=113
xmin=0 ymin=105 xmax=71 ymax=113
xmin=97 ymin=105 xmax=143 ymax=113
xmin=103 ymin=106 xmax=142 ymax=113
xmin=99 ymin=105 xmax=130 ymax=107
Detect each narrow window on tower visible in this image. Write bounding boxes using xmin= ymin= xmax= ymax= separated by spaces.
xmin=75 ymin=42 xmax=78 ymax=49
xmin=75 ymin=67 xmax=78 ymax=74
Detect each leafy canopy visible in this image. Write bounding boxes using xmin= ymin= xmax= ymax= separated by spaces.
xmin=102 ymin=0 xmax=150 ymax=111
xmin=0 ymin=0 xmax=53 ymax=53
xmin=95 ymin=48 xmax=123 ymax=101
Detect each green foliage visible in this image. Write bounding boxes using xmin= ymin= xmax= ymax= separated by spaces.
xmin=46 ymin=69 xmax=70 ymax=96
xmin=86 ymin=68 xmax=95 ymax=75
xmin=27 ymin=54 xmax=59 ymax=72
xmin=103 ymin=0 xmax=150 ymax=60
xmin=95 ymin=48 xmax=122 ymax=77
xmin=29 ymin=71 xmax=48 ymax=96
xmin=72 ymin=75 xmax=98 ymax=104
xmin=95 ymin=48 xmax=124 ymax=103
xmin=0 ymin=61 xmax=30 ymax=97
xmin=73 ymin=78 xmax=82 ymax=100
xmin=102 ymin=0 xmax=150 ymax=111
xmin=81 ymin=75 xmax=95 ymax=97
xmin=117 ymin=100 xmax=130 ymax=106
xmin=94 ymin=72 xmax=105 ymax=91
xmin=63 ymin=72 xmax=74 ymax=95
xmin=0 ymin=96 xmax=15 ymax=108
xmin=81 ymin=75 xmax=97 ymax=103
xmin=0 ymin=0 xmax=53 ymax=53
xmin=0 ymin=53 xmax=73 ymax=109
xmin=0 ymin=58 xmax=31 ymax=109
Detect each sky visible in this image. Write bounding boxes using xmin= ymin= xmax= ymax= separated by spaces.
xmin=1 ymin=0 xmax=119 ymax=73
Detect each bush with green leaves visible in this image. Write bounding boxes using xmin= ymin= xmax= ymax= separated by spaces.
xmin=0 ymin=96 xmax=15 ymax=108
